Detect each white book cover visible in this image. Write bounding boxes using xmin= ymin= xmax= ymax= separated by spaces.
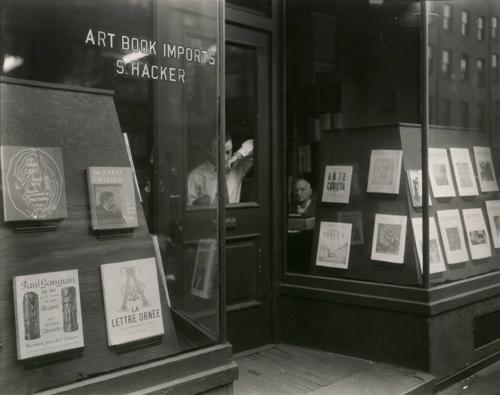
xmin=371 ymin=214 xmax=407 ymax=264
xmin=366 ymin=150 xmax=403 ymax=194
xmin=474 ymin=146 xmax=499 ymax=192
xmin=321 ymin=165 xmax=353 ymax=203
xmin=101 ymin=257 xmax=164 ymax=346
xmin=411 ymin=217 xmax=446 ymax=274
xmin=337 ymin=211 xmax=364 ymax=245
xmin=406 ymin=170 xmax=432 ymax=208
xmin=449 ymin=148 xmax=479 ymax=196
xmin=462 ymin=208 xmax=491 ymax=260
xmin=428 ymin=148 xmax=456 ymax=198
xmin=316 ymin=221 xmax=352 ymax=269
xmin=13 ymin=269 xmax=84 ymax=360
xmin=485 ymin=200 xmax=500 ymax=248
xmin=436 ymin=209 xmax=469 ymax=264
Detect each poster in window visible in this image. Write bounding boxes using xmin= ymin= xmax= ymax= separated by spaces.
xmin=321 ymin=165 xmax=353 ymax=203
xmin=485 ymin=200 xmax=500 ymax=248
xmin=436 ymin=209 xmax=469 ymax=264
xmin=449 ymin=148 xmax=478 ymax=196
xmin=191 ymin=239 xmax=217 ymax=299
xmin=315 ymin=221 xmax=352 ymax=269
xmin=473 ymin=146 xmax=499 ymax=192
xmin=406 ymin=170 xmax=432 ymax=208
xmin=462 ymin=208 xmax=491 ymax=260
xmin=366 ymin=150 xmax=403 ymax=194
xmin=371 ymin=214 xmax=407 ymax=264
xmin=411 ymin=217 xmax=446 ymax=274
xmin=428 ymin=148 xmax=456 ymax=198
xmin=1 ymin=145 xmax=67 ymax=222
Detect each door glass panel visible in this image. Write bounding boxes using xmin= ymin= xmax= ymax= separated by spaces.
xmin=226 ymin=43 xmax=257 ymax=204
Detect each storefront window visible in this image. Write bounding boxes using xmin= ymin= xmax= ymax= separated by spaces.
xmin=0 ymin=0 xmax=220 ymax=392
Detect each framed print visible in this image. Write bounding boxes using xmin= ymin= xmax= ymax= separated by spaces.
xmin=428 ymin=148 xmax=456 ymax=198
xmin=449 ymin=148 xmax=478 ymax=196
xmin=436 ymin=209 xmax=469 ymax=264
xmin=315 ymin=221 xmax=352 ymax=269
xmin=485 ymin=200 xmax=500 ymax=248
xmin=366 ymin=150 xmax=403 ymax=194
xmin=371 ymin=214 xmax=407 ymax=264
xmin=473 ymin=146 xmax=499 ymax=192
xmin=411 ymin=217 xmax=446 ymax=274
xmin=462 ymin=208 xmax=491 ymax=260
xmin=321 ymin=165 xmax=353 ymax=203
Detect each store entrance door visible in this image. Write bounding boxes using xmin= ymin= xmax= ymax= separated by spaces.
xmin=225 ymin=23 xmax=272 ymax=352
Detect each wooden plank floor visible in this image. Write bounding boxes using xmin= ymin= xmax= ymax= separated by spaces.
xmin=437 ymin=360 xmax=500 ymax=395
xmin=233 ymin=344 xmax=435 ymax=395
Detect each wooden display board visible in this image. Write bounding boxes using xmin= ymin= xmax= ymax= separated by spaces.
xmin=0 ymin=78 xmax=179 ymax=394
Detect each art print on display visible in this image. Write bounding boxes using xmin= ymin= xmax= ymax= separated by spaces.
xmin=1 ymin=145 xmax=68 ymax=221
xmin=337 ymin=211 xmax=364 ymax=245
xmin=316 ymin=221 xmax=352 ymax=269
xmin=485 ymin=200 xmax=500 ymax=248
xmin=437 ymin=209 xmax=469 ymax=264
xmin=191 ymin=239 xmax=217 ymax=299
xmin=321 ymin=165 xmax=353 ymax=203
xmin=366 ymin=150 xmax=403 ymax=194
xmin=473 ymin=146 xmax=499 ymax=192
xmin=101 ymin=257 xmax=165 ymax=346
xmin=428 ymin=148 xmax=456 ymax=198
xmin=449 ymin=148 xmax=478 ymax=196
xmin=13 ymin=270 xmax=84 ymax=360
xmin=371 ymin=214 xmax=407 ymax=264
xmin=406 ymin=170 xmax=432 ymax=208
xmin=462 ymin=208 xmax=491 ymax=260
xmin=411 ymin=217 xmax=446 ymax=274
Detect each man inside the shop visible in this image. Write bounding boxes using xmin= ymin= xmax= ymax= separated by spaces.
xmin=187 ymin=135 xmax=253 ymax=206
xmin=290 ymin=176 xmax=315 ymax=216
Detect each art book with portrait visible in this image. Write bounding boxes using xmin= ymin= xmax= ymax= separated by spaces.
xmin=411 ymin=217 xmax=446 ymax=274
xmin=462 ymin=208 xmax=491 ymax=260
xmin=13 ymin=269 xmax=84 ymax=360
xmin=406 ymin=170 xmax=432 ymax=208
xmin=191 ymin=239 xmax=218 ymax=299
xmin=474 ymin=146 xmax=499 ymax=192
xmin=101 ymin=257 xmax=165 ymax=346
xmin=485 ymin=200 xmax=500 ymax=249
xmin=321 ymin=165 xmax=353 ymax=203
xmin=366 ymin=150 xmax=402 ymax=194
xmin=316 ymin=221 xmax=352 ymax=269
xmin=449 ymin=148 xmax=478 ymax=197
xmin=428 ymin=148 xmax=456 ymax=198
xmin=87 ymin=166 xmax=138 ymax=230
xmin=437 ymin=209 xmax=469 ymax=264
xmin=1 ymin=145 xmax=68 ymax=222
xmin=371 ymin=214 xmax=407 ymax=264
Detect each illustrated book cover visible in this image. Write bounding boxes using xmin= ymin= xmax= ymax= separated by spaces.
xmin=366 ymin=150 xmax=403 ymax=194
xmin=428 ymin=148 xmax=456 ymax=198
xmin=87 ymin=166 xmax=138 ymax=230
xmin=406 ymin=170 xmax=432 ymax=208
xmin=337 ymin=211 xmax=364 ymax=245
xmin=449 ymin=148 xmax=478 ymax=196
xmin=1 ymin=145 xmax=68 ymax=222
xmin=371 ymin=214 xmax=407 ymax=264
xmin=474 ymin=146 xmax=499 ymax=192
xmin=191 ymin=238 xmax=218 ymax=299
xmin=411 ymin=217 xmax=446 ymax=274
xmin=485 ymin=200 xmax=500 ymax=249
xmin=100 ymin=257 xmax=165 ymax=346
xmin=321 ymin=165 xmax=353 ymax=203
xmin=462 ymin=208 xmax=491 ymax=260
xmin=315 ymin=221 xmax=352 ymax=269
xmin=436 ymin=209 xmax=469 ymax=264
xmin=13 ymin=269 xmax=84 ymax=360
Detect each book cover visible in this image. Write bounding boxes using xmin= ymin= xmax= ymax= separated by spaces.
xmin=321 ymin=165 xmax=353 ymax=203
xmin=13 ymin=269 xmax=84 ymax=360
xmin=87 ymin=166 xmax=138 ymax=230
xmin=485 ymin=200 xmax=500 ymax=248
xmin=474 ymin=146 xmax=499 ymax=192
xmin=428 ymin=148 xmax=456 ymax=198
xmin=366 ymin=150 xmax=403 ymax=194
xmin=411 ymin=217 xmax=446 ymax=274
xmin=462 ymin=208 xmax=491 ymax=260
xmin=449 ymin=148 xmax=478 ymax=196
xmin=100 ymin=257 xmax=165 ymax=346
xmin=371 ymin=214 xmax=407 ymax=264
xmin=406 ymin=170 xmax=432 ymax=208
xmin=315 ymin=221 xmax=352 ymax=269
xmin=1 ymin=145 xmax=67 ymax=222
xmin=337 ymin=211 xmax=364 ymax=245
xmin=191 ymin=239 xmax=218 ymax=299
xmin=436 ymin=209 xmax=469 ymax=264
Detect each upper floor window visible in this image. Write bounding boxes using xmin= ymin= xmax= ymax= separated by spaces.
xmin=461 ymin=11 xmax=469 ymax=36
xmin=477 ymin=16 xmax=485 ymax=40
xmin=493 ymin=16 xmax=498 ymax=38
xmin=477 ymin=58 xmax=485 ymax=84
xmin=428 ymin=45 xmax=434 ymax=73
xmin=442 ymin=49 xmax=452 ymax=77
xmin=443 ymin=5 xmax=452 ymax=30
xmin=460 ymin=54 xmax=469 ymax=81
xmin=492 ymin=53 xmax=498 ymax=81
